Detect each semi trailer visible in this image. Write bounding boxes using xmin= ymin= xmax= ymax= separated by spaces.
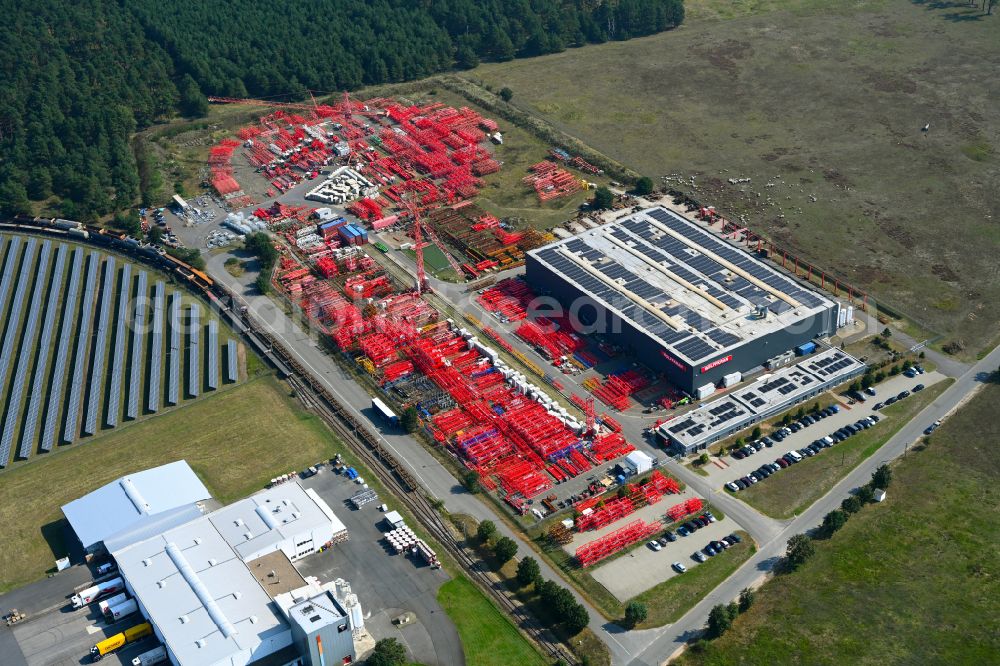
xmin=90 ymin=622 xmax=152 ymax=661
xmin=72 ymin=577 xmax=124 ymax=608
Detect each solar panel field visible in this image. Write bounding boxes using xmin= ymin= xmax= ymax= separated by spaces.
xmin=0 ymin=233 xmax=245 ymax=468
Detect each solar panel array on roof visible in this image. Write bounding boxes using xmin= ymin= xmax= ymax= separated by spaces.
xmin=148 ymin=281 xmax=164 ymax=413
xmin=646 ymin=208 xmax=825 ymax=309
xmin=126 ymin=271 xmax=148 ymax=420
xmin=42 ymin=247 xmax=84 ymax=452
xmin=84 ymin=256 xmax=115 ymax=436
xmin=187 ymin=306 xmax=200 ymax=398
xmin=802 ymin=350 xmax=857 ymax=377
xmin=225 ymin=340 xmax=238 ymax=383
xmin=20 ymin=243 xmax=68 ymax=458
xmin=167 ymin=292 xmax=181 ymax=406
xmin=64 ymin=252 xmax=100 ymax=443
xmin=206 ymin=320 xmax=218 ymax=390
xmin=0 ymin=240 xmax=50 ymax=466
xmin=106 ymin=264 xmax=132 ymax=428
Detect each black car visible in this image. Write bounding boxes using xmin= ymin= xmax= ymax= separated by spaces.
xmin=729 ymin=533 xmax=742 ymax=543
xmin=762 ymin=437 xmax=774 ymax=447
xmin=757 ymin=466 xmax=771 ymax=478
xmin=783 ymin=453 xmax=797 ymax=464
xmin=789 ymin=423 xmax=801 ymax=433
xmin=735 ymin=478 xmax=747 ymax=490
xmin=869 ymin=414 xmax=880 ymax=423
xmin=665 ymin=531 xmax=678 ymax=542
xmin=913 ymin=383 xmax=925 ymax=392
xmin=752 ymin=440 xmax=765 ymax=451
xmin=808 ymin=443 xmax=822 ymax=454
xmin=683 ymin=521 xmax=697 ymax=532
xmin=873 ymin=402 xmax=884 ymax=410
xmin=733 ymin=449 xmax=746 ymax=459
xmin=897 ymin=390 xmax=910 ymax=400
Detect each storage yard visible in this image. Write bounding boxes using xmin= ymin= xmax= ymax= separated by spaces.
xmin=0 ymin=234 xmax=242 ymax=469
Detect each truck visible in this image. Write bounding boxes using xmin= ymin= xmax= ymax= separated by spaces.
xmin=97 ymin=593 xmax=128 ymax=617
xmin=91 ymin=622 xmax=152 ymax=661
xmin=131 ymin=646 xmax=168 ymax=666
xmin=104 ymin=598 xmax=138 ymax=621
xmin=371 ymin=397 xmax=398 ymax=426
xmin=73 ymin=577 xmax=125 ymax=608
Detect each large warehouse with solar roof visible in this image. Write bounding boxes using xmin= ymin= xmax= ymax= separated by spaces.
xmin=525 ymin=206 xmax=841 ymax=395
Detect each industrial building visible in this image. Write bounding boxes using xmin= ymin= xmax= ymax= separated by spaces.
xmin=62 ymin=460 xmax=211 ymax=555
xmin=76 ymin=467 xmax=358 ymax=666
xmin=657 ymin=347 xmax=866 ymax=453
xmin=525 ymin=206 xmax=842 ymax=395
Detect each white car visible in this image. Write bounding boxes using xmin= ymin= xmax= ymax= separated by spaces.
xmin=648 ymin=540 xmax=662 ymax=552
xmin=672 ymin=561 xmax=688 ymax=573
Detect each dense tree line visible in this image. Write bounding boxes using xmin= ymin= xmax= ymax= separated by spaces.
xmin=0 ymin=0 xmax=683 ymax=220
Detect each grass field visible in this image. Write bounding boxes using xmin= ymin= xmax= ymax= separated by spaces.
xmin=437 ymin=576 xmax=548 ymax=666
xmin=738 ymin=379 xmax=952 ymax=518
xmin=0 ymin=376 xmax=338 ymax=593
xmin=471 ymin=0 xmax=1000 ymax=354
xmin=678 ymin=381 xmax=1000 ymax=664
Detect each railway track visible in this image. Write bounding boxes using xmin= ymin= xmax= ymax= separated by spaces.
xmin=277 ymin=357 xmax=577 ymax=664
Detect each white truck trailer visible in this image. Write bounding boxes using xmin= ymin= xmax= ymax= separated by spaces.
xmin=72 ymin=577 xmax=124 ymax=608
xmin=132 ymin=646 xmax=168 ymax=666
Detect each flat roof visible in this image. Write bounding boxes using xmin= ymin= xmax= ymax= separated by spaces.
xmin=659 ymin=348 xmax=866 ymax=449
xmin=527 ymin=206 xmax=834 ymax=365
xmin=62 ymin=460 xmax=211 ymax=550
xmin=113 ymin=481 xmax=347 ymax=666
xmin=248 ymin=551 xmax=307 ymax=600
xmin=113 ymin=514 xmax=289 ymax=666
xmin=208 ymin=483 xmax=346 ymax=561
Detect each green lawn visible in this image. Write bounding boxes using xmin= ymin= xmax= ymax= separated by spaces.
xmin=633 ymin=535 xmax=754 ymax=628
xmin=679 ymin=381 xmax=1000 ymax=664
xmin=737 ymin=379 xmax=952 ymax=518
xmin=471 ymin=0 xmax=1000 ymax=354
xmin=0 ymin=376 xmax=339 ymax=593
xmin=437 ymin=576 xmax=548 ymax=666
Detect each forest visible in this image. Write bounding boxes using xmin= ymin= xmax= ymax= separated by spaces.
xmin=0 ymin=0 xmax=683 ymax=221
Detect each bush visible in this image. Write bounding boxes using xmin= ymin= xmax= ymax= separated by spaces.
xmin=750 ymin=426 xmax=762 ymax=440
xmin=841 ymin=495 xmax=863 ymax=514
xmin=476 ymin=520 xmax=497 ymax=544
xmin=592 ymin=186 xmax=614 ymax=210
xmin=624 ymin=601 xmax=648 ymax=628
xmin=633 ymin=176 xmax=654 ymax=195
xmin=400 ymin=406 xmax=419 ymax=433
xmin=785 ymin=534 xmax=815 ymax=571
xmin=707 ymin=604 xmax=732 ymax=638
xmin=872 ymin=464 xmax=892 ymax=489
xmin=821 ymin=509 xmax=848 ymax=537
xmin=738 ymin=587 xmax=755 ymax=613
xmin=461 ymin=470 xmax=480 ymax=494
xmin=368 ymin=638 xmax=407 ymax=666
xmin=696 ymin=453 xmax=710 ymax=466
xmin=254 ymin=273 xmax=271 ymax=294
xmin=516 ymin=556 xmax=541 ymax=587
xmin=498 ymin=86 xmax=514 ymax=102
xmin=493 ymin=536 xmax=518 ymax=565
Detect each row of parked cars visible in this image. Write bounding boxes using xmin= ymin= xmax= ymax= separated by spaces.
xmin=731 ymin=404 xmax=842 ymax=460
xmin=692 ymin=533 xmax=743 ymax=563
xmin=648 ymin=511 xmax=718 ymax=552
xmin=725 ymin=413 xmax=881 ymax=492
xmin=872 ymin=383 xmax=924 ymax=411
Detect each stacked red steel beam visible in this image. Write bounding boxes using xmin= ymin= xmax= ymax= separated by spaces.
xmin=576 ymin=519 xmax=662 ymax=567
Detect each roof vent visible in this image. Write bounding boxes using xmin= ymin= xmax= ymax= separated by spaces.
xmin=243 ymin=532 xmax=253 ymax=540
xmin=157 ymin=580 xmax=167 ymax=589
xmin=196 ymin=639 xmax=207 ymax=649
xmin=193 ymin=537 xmax=202 ymax=545
xmin=180 ymin=615 xmax=189 ymax=624
xmin=142 ymin=558 xmax=152 ymax=567
xmin=208 ymin=558 xmax=217 ymax=567
xmin=233 ymin=591 xmax=242 ymax=600
xmin=291 ymin=512 xmax=300 ymax=520
xmin=249 ymin=616 xmax=258 ymax=624
xmin=234 ymin=518 xmax=244 ymax=527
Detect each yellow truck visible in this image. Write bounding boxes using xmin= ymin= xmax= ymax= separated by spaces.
xmin=90 ymin=622 xmax=152 ymax=661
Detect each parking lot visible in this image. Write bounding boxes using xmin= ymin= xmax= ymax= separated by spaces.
xmin=297 ymin=468 xmax=463 ymax=666
xmin=590 ymin=513 xmax=740 ymax=601
xmin=702 ymin=370 xmax=946 ymax=491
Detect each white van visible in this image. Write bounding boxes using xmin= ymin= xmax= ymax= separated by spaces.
xmin=788 ymin=450 xmax=803 ymax=462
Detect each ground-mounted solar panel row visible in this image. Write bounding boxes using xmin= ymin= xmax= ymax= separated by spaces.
xmin=84 ymin=256 xmax=115 ymax=437
xmin=148 ymin=281 xmax=164 ymax=413
xmin=64 ymin=252 xmax=100 ymax=444
xmin=41 ymin=247 xmax=84 ymax=452
xmin=0 ymin=234 xmax=240 ymax=469
xmin=19 ymin=243 xmax=68 ymax=459
xmin=188 ymin=305 xmax=200 ymax=398
xmin=126 ymin=271 xmax=148 ymax=420
xmin=105 ymin=263 xmax=132 ymax=428
xmin=168 ymin=291 xmax=181 ymax=406
xmin=0 ymin=240 xmax=50 ymax=466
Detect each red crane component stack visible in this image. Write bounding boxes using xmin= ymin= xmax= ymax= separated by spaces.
xmin=589 ymin=433 xmax=635 ymax=462
xmin=316 ymin=257 xmax=338 ymax=278
xmin=666 ymin=497 xmax=703 ymax=522
xmin=575 ymin=497 xmax=636 ymax=531
xmin=576 ymin=520 xmax=661 ymax=567
xmin=381 ymin=360 xmax=415 ymax=384
xmin=523 ymin=161 xmax=581 ymax=202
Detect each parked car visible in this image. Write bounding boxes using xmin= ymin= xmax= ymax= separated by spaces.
xmin=865 ymin=387 xmax=877 ymax=396
xmin=677 ymin=525 xmax=689 ymax=536
xmin=692 ymin=551 xmax=706 ymax=563
xmin=898 ymin=390 xmax=911 ymax=400
xmin=885 ymin=396 xmax=898 ymax=406
xmin=752 ymin=440 xmax=765 ymax=451
xmin=923 ymin=420 xmax=941 ymax=435
xmin=913 ymin=383 xmax=925 ymax=392
xmin=704 ymin=512 xmax=717 ymax=523
xmin=733 ymin=450 xmax=746 ymax=460
xmin=903 ymin=368 xmax=917 ymax=378
xmin=673 ymin=562 xmax=688 ymax=573
xmin=762 ymin=436 xmax=774 ymax=447
xmin=726 ymin=481 xmax=740 ymax=492
xmin=703 ymin=545 xmax=717 ymax=557
xmin=665 ymin=531 xmax=678 ymax=542
xmin=729 ymin=533 xmax=742 ymax=543
xmin=648 ymin=540 xmax=662 ymax=552
xmin=712 ymin=540 xmax=726 ymax=551
xmin=868 ymin=414 xmax=880 ymax=423
xmin=659 ymin=537 xmax=670 ymax=547
xmin=775 ymin=457 xmax=789 ymax=468
xmin=914 ymin=365 xmax=925 ymax=374
xmin=873 ymin=402 xmax=884 ymax=410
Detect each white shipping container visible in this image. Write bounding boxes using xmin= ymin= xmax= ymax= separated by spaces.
xmin=722 ymin=372 xmax=741 ymax=388
xmin=696 ymin=383 xmax=715 ymax=400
